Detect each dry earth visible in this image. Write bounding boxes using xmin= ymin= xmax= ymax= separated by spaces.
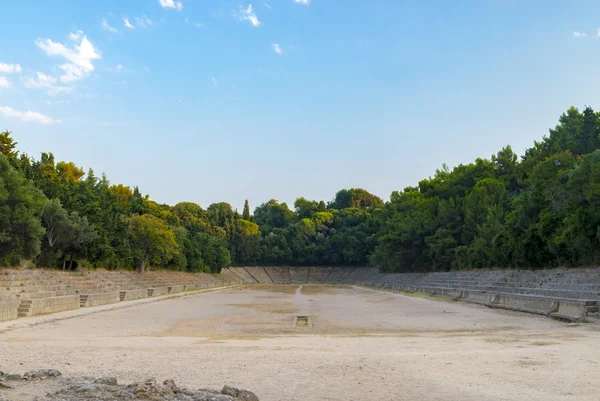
xmin=1 ymin=285 xmax=599 ymax=401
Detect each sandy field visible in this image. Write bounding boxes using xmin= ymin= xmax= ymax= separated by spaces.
xmin=1 ymin=285 xmax=599 ymax=401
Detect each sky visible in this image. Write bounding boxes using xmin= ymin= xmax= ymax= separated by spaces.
xmin=1 ymin=0 xmax=600 ymax=211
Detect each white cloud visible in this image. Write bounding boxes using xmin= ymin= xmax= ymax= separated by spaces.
xmin=211 ymin=77 xmax=218 ymax=88
xmin=159 ymin=0 xmax=183 ymax=11
xmin=264 ymin=2 xmax=271 ymax=9
xmin=107 ymin=64 xmax=126 ymax=73
xmin=0 ymin=63 xmax=22 ymax=74
xmin=123 ymin=18 xmax=135 ymax=29
xmin=236 ymin=4 xmax=260 ymax=27
xmin=35 ymin=32 xmax=101 ymax=84
xmin=68 ymin=31 xmax=84 ymax=41
xmin=0 ymin=106 xmax=61 ymax=125
xmin=45 ymin=99 xmax=69 ymax=105
xmin=194 ymin=23 xmax=205 ymax=28
xmin=597 ymin=28 xmax=600 ymax=36
xmin=0 ymin=77 xmax=11 ymax=88
xmin=135 ymin=15 xmax=153 ymax=28
xmin=293 ymin=0 xmax=310 ymax=4
xmin=101 ymin=18 xmax=119 ymax=33
xmin=573 ymin=31 xmax=587 ymax=37
xmin=272 ymin=43 xmax=283 ymax=55
xmin=24 ymin=72 xmax=73 ymax=95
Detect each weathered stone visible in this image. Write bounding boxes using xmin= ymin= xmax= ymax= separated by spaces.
xmin=193 ymin=395 xmax=233 ymax=401
xmin=23 ymin=369 xmax=62 ymax=380
xmin=0 ymin=379 xmax=14 ymax=389
xmin=221 ymin=386 xmax=259 ymax=401
xmin=3 ymin=373 xmax=23 ymax=381
xmin=94 ymin=377 xmax=118 ymax=386
xmin=0 ymin=371 xmax=258 ymax=401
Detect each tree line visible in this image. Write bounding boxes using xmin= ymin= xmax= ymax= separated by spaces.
xmin=1 ymin=105 xmax=600 ymax=273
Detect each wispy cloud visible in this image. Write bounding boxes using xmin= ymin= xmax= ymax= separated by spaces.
xmin=573 ymin=31 xmax=587 ymax=37
xmin=45 ymin=99 xmax=69 ymax=106
xmin=211 ymin=77 xmax=218 ymax=88
xmin=264 ymin=2 xmax=271 ymax=9
xmin=123 ymin=17 xmax=135 ymax=29
xmin=35 ymin=32 xmax=101 ymax=84
xmin=107 ymin=64 xmax=126 ymax=73
xmin=159 ymin=0 xmax=183 ymax=11
xmin=135 ymin=15 xmax=153 ymax=28
xmin=24 ymin=72 xmax=72 ymax=95
xmin=235 ymin=4 xmax=260 ymax=27
xmin=0 ymin=77 xmax=11 ymax=88
xmin=0 ymin=106 xmax=61 ymax=125
xmin=272 ymin=43 xmax=283 ymax=55
xmin=101 ymin=18 xmax=119 ymax=33
xmin=0 ymin=63 xmax=22 ymax=74
xmin=597 ymin=28 xmax=600 ymax=36
xmin=293 ymin=0 xmax=310 ymax=4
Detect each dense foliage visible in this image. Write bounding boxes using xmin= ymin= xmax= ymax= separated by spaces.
xmin=2 ymin=105 xmax=600 ymax=273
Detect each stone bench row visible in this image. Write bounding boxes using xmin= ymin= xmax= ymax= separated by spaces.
xmin=0 ymin=282 xmax=235 ymax=322
xmin=366 ymin=283 xmax=594 ymax=322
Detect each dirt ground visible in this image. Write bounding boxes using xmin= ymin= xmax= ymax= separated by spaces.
xmin=1 ymin=285 xmax=599 ymax=401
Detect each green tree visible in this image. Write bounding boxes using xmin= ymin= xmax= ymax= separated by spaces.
xmin=0 ymin=131 xmax=18 ymax=159
xmin=0 ymin=155 xmax=47 ymax=265
xmin=242 ymin=199 xmax=251 ymax=220
xmin=127 ymin=214 xmax=179 ymax=273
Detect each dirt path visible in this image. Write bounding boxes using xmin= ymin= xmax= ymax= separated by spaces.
xmin=1 ymin=285 xmax=599 ymax=401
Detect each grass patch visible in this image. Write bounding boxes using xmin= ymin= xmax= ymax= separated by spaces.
xmin=530 ymin=341 xmax=560 ymax=346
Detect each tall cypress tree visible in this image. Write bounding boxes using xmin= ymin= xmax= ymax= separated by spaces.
xmin=242 ymin=199 xmax=250 ymax=220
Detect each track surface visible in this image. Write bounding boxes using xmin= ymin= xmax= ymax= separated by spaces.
xmin=1 ymin=285 xmax=599 ymax=401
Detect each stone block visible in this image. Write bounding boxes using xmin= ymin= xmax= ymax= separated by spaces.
xmin=493 ymin=294 xmax=558 ymax=316
xmin=462 ymin=291 xmax=499 ymax=306
xmin=149 ymin=287 xmax=169 ymax=297
xmin=119 ymin=289 xmax=148 ymax=302
xmin=18 ymin=295 xmax=80 ymax=317
xmin=168 ymin=285 xmax=185 ymax=294
xmin=80 ymin=292 xmax=121 ymax=307
xmin=0 ymin=300 xmax=19 ymax=321
xmin=550 ymin=300 xmax=589 ymax=322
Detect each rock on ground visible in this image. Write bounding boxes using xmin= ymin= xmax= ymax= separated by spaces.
xmin=0 ymin=370 xmax=259 ymax=401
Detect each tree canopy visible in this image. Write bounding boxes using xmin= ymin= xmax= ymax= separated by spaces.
xmin=2 ymin=107 xmax=600 ymax=273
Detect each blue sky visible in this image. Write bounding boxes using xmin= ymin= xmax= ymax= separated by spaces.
xmin=1 ymin=0 xmax=599 ymax=211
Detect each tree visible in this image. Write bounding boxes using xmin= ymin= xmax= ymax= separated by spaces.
xmin=0 ymin=131 xmax=18 ymax=159
xmin=242 ymin=199 xmax=251 ymax=220
xmin=0 ymin=155 xmax=47 ymax=265
xmin=42 ymin=199 xmax=71 ymax=249
xmin=127 ymin=214 xmax=178 ymax=273
xmin=63 ymin=212 xmax=98 ymax=269
xmin=329 ymin=188 xmax=383 ymax=209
